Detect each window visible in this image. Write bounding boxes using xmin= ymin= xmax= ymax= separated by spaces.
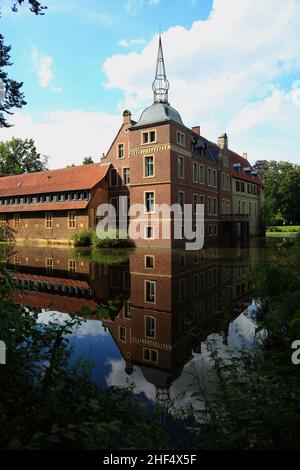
xmin=144 ymin=156 xmax=154 ymax=177
xmin=123 ymin=167 xmax=130 ymax=185
xmin=193 ymin=194 xmax=198 ymax=214
xmin=142 ymin=130 xmax=156 ymax=144
xmin=213 ymin=169 xmax=217 ymax=188
xmin=13 ymin=214 xmax=20 ymax=229
xmin=179 ymin=254 xmax=185 ymax=268
xmin=207 ymin=168 xmax=213 ymax=186
xmin=144 ymin=191 xmax=155 ymax=213
xmin=45 ymin=212 xmax=52 ymax=229
xmin=176 ymin=131 xmax=185 ymax=146
xmin=214 ymin=224 xmax=218 ymax=236
xmin=213 ymin=198 xmax=217 ymax=216
xmin=145 ymin=316 xmax=156 ymax=338
xmin=240 ymin=182 xmax=245 ymax=193
xmin=193 ymin=162 xmax=198 ymax=183
xmin=145 ymin=226 xmax=154 ymax=239
xmin=46 ymin=258 xmax=53 ymax=271
xmin=124 ymin=301 xmax=131 ymax=318
xmin=199 ymin=165 xmax=204 ymax=184
xmin=208 ymin=224 xmax=213 ymax=237
xmin=208 ymin=197 xmax=213 ymax=215
xmin=0 ymin=215 xmax=6 ymax=227
xmin=110 ymin=168 xmax=118 ymax=187
xmin=119 ymin=326 xmax=126 ymax=342
xmin=236 ymin=181 xmax=240 ymax=192
xmin=68 ymin=211 xmax=76 ymax=229
xmin=178 ymin=155 xmax=184 ymax=178
xmin=143 ymin=348 xmax=158 ymax=363
xmin=145 ymin=255 xmax=154 ymax=269
xmin=117 ymin=143 xmax=125 ymax=159
xmin=178 ymin=191 xmax=185 ymax=210
xmin=222 ymin=173 xmax=230 ymax=190
xmin=68 ymin=259 xmax=77 ymax=274
xmin=145 ymin=280 xmax=156 ymax=303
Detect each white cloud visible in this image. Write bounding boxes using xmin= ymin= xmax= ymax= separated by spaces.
xmin=125 ymin=0 xmax=143 ymax=15
xmin=0 ymin=110 xmax=121 ymax=169
xmin=103 ymin=0 xmax=300 ymax=163
xmin=31 ymin=47 xmax=63 ymax=92
xmin=31 ymin=47 xmax=54 ymax=88
xmin=118 ymin=38 xmax=146 ymax=47
xmin=149 ymin=0 xmax=160 ymax=5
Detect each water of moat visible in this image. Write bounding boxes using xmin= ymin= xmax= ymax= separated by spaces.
xmin=1 ymin=238 xmax=280 ymax=412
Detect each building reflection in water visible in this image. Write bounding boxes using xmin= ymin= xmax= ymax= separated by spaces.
xmin=3 ymin=243 xmax=262 ymax=412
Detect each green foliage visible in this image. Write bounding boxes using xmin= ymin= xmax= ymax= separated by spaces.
xmin=0 ymin=270 xmax=169 ymax=449
xmin=0 ymin=138 xmax=48 ymax=174
xmin=264 ymin=161 xmax=300 ymax=225
xmin=0 ymin=34 xmax=26 ymax=128
xmin=92 ymin=228 xmax=134 ymax=248
xmin=192 ymin=343 xmax=300 ymax=449
xmin=82 ymin=156 xmax=94 ymax=165
xmin=0 ymin=2 xmax=46 ymax=127
xmin=10 ymin=1 xmax=47 ymax=15
xmin=72 ymin=229 xmax=134 ymax=249
xmin=71 ymin=229 xmax=93 ymax=247
xmin=267 ymin=225 xmax=300 ymax=233
xmin=71 ymin=247 xmax=130 ymax=266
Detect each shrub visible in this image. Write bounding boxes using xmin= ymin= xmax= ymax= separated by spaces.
xmin=91 ymin=228 xmax=134 ymax=248
xmin=72 ymin=230 xmax=93 ymax=246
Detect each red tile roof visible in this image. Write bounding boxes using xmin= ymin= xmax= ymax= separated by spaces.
xmin=0 ymin=200 xmax=89 ymax=213
xmin=228 ymin=150 xmax=263 ymax=186
xmin=11 ymin=272 xmax=91 ymax=288
xmin=0 ymin=163 xmax=110 ymax=197
xmin=11 ymin=289 xmax=98 ymax=315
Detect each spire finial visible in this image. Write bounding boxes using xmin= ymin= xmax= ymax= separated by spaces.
xmin=152 ymin=32 xmax=170 ymax=104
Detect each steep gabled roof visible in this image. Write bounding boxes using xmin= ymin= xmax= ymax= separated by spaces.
xmin=0 ymin=163 xmax=110 ymax=197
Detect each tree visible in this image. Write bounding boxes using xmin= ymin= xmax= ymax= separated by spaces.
xmin=82 ymin=156 xmax=94 ymax=165
xmin=10 ymin=1 xmax=47 ymax=15
xmin=0 ymin=137 xmax=48 ymax=174
xmin=264 ymin=161 xmax=300 ymax=225
xmin=0 ymin=34 xmax=26 ymax=128
xmin=0 ymin=2 xmax=47 ymax=127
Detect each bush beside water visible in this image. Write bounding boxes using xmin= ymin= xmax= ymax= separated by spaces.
xmin=72 ymin=229 xmax=134 ymax=248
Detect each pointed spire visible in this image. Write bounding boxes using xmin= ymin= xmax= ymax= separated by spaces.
xmin=152 ymin=34 xmax=170 ymax=104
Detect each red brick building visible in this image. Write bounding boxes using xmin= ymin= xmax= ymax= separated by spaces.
xmin=0 ymin=163 xmax=110 ymax=243
xmin=103 ymin=36 xmax=263 ymax=247
xmin=0 ymin=36 xmax=263 ymax=247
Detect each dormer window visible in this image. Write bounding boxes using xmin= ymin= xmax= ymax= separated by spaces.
xmin=142 ymin=130 xmax=156 ymax=145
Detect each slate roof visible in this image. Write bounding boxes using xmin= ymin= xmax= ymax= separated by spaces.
xmin=132 ymin=102 xmax=184 ymax=128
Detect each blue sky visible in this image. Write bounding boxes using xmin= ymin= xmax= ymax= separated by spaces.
xmin=1 ymin=0 xmax=300 ymax=168
xmin=1 ymin=0 xmax=212 ymax=116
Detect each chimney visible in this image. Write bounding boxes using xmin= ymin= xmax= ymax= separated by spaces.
xmin=123 ymin=109 xmax=132 ymax=124
xmin=243 ymin=152 xmax=248 ymax=160
xmin=218 ymin=133 xmax=228 ymax=150
xmin=192 ymin=126 xmax=201 ymax=136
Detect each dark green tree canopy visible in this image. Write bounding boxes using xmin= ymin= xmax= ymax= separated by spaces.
xmin=264 ymin=160 xmax=300 ymax=225
xmin=83 ymin=157 xmax=94 ymax=165
xmin=0 ymin=34 xmax=26 ymax=128
xmin=0 ymin=137 xmax=49 ymax=175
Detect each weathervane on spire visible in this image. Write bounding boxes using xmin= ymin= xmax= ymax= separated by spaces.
xmin=152 ymin=32 xmax=170 ymax=104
